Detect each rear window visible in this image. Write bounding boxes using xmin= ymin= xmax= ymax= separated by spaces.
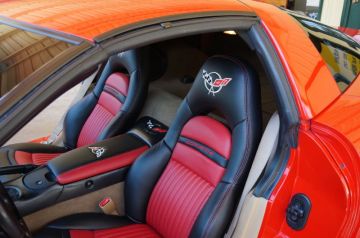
xmin=289 ymin=14 xmax=360 ymax=92
xmin=0 ymin=24 xmax=77 ymax=96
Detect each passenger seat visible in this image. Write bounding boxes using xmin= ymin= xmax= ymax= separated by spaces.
xmin=0 ymin=49 xmax=149 ymax=167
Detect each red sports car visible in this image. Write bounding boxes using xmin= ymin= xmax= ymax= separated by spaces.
xmin=0 ymin=0 xmax=359 ymax=237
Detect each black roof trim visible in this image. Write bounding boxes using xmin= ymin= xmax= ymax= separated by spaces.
xmin=95 ymin=10 xmax=257 ymax=43
xmin=0 ymin=15 xmax=87 ymax=45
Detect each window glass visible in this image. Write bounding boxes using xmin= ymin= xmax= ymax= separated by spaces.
xmin=5 ymin=82 xmax=83 ymax=145
xmin=289 ymin=14 xmax=360 ymax=92
xmin=0 ymin=24 xmax=76 ymax=96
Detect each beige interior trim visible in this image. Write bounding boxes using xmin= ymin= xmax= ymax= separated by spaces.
xmin=225 ymin=113 xmax=279 ymax=237
xmin=24 ymin=182 xmax=124 ymax=232
xmin=231 ymin=192 xmax=267 ymax=238
xmin=238 ymin=113 xmax=279 ymax=208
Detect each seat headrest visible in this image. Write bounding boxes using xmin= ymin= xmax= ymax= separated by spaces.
xmin=94 ymin=47 xmax=166 ymax=96
xmin=186 ymin=56 xmax=259 ymax=128
xmin=93 ymin=49 xmax=142 ymax=96
xmin=164 ymin=56 xmax=261 ymax=148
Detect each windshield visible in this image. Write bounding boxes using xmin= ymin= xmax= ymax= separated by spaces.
xmin=0 ymin=24 xmax=78 ymax=97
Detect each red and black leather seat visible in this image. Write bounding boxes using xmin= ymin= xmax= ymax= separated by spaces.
xmin=35 ymin=56 xmax=262 ymax=238
xmin=0 ymin=49 xmax=149 ymax=167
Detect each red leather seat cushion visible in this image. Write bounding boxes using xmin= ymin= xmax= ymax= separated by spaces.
xmin=15 ymin=151 xmax=61 ymax=165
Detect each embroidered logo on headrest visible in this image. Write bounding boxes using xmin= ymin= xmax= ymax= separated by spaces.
xmin=203 ymin=69 xmax=232 ymax=96
xmin=88 ymin=146 xmax=106 ymax=158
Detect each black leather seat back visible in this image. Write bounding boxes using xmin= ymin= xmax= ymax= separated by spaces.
xmin=63 ymin=49 xmax=149 ymax=149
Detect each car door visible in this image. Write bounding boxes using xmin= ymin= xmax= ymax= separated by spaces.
xmin=255 ymin=15 xmax=360 ymax=238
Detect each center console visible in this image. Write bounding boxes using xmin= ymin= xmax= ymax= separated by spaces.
xmin=0 ymin=117 xmax=167 ymax=216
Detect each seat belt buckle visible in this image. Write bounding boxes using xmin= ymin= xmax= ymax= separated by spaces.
xmin=99 ymin=197 xmax=118 ymax=215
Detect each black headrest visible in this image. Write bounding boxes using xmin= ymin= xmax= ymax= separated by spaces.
xmin=187 ymin=56 xmax=259 ymax=128
xmin=93 ymin=48 xmax=165 ymax=97
xmin=93 ymin=49 xmax=143 ymax=96
xmin=164 ymin=56 xmax=261 ymax=147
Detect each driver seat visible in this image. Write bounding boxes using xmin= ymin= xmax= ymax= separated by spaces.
xmin=36 ymin=56 xmax=262 ymax=238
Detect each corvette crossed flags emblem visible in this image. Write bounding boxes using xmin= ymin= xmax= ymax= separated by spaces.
xmin=202 ymin=69 xmax=232 ymax=96
xmin=88 ymin=146 xmax=106 ymax=158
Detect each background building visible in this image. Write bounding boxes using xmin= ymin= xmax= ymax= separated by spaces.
xmin=256 ymin=0 xmax=360 ymax=37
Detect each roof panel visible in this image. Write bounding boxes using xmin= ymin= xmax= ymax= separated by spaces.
xmin=0 ymin=0 xmax=251 ymax=41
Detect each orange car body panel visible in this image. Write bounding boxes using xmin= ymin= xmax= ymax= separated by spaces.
xmin=0 ymin=0 xmax=250 ymax=40
xmin=258 ymin=130 xmax=353 ymax=237
xmin=315 ymin=75 xmax=360 ymax=152
xmin=311 ymin=77 xmax=360 ymax=236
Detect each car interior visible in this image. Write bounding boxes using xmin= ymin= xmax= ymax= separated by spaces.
xmin=0 ymin=31 xmax=280 ymax=237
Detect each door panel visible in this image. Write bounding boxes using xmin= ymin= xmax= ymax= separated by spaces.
xmin=258 ymin=127 xmax=351 ymax=237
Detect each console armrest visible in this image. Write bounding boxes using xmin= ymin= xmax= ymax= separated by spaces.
xmin=47 ymin=117 xmax=168 ymax=185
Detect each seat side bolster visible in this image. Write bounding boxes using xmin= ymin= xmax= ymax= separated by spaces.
xmin=125 ymin=141 xmax=171 ymax=223
xmin=63 ymin=93 xmax=98 ymax=149
xmin=47 ymin=213 xmax=134 ymax=230
xmin=97 ymin=54 xmax=150 ymax=141
xmin=190 ymin=182 xmax=238 ymax=238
